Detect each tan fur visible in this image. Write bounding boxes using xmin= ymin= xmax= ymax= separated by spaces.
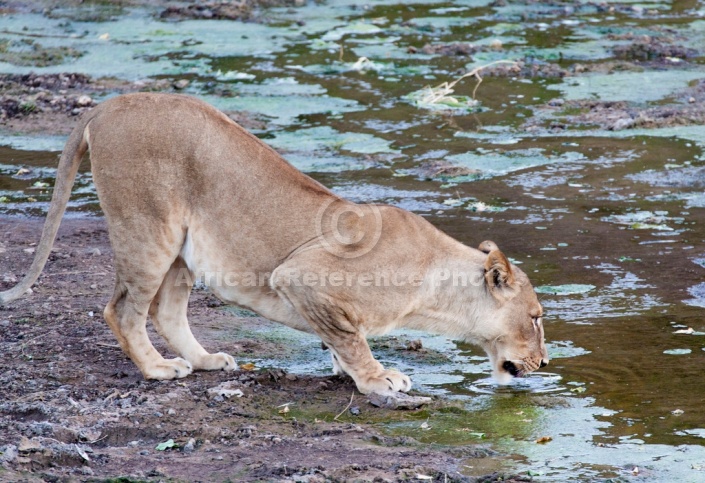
xmin=0 ymin=93 xmax=548 ymax=394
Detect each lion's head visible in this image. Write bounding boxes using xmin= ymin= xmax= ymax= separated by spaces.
xmin=476 ymin=240 xmax=549 ymax=384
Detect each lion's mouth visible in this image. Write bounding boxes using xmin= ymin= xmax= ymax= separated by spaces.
xmin=502 ymin=360 xmax=524 ymax=378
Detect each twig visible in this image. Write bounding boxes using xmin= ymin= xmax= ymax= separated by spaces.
xmin=41 ymin=271 xmax=108 ymax=277
xmin=445 ymin=60 xmax=517 ymax=94
xmin=84 ymin=433 xmax=109 ymax=444
xmin=96 ymin=343 xmax=121 ymax=349
xmin=334 ymin=391 xmax=355 ymax=421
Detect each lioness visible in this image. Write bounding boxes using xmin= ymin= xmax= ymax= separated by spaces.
xmin=0 ymin=93 xmax=548 ymax=395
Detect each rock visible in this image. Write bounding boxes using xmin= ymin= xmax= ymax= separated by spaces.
xmin=183 ymin=438 xmax=196 ymax=453
xmin=146 ymin=468 xmax=166 ymax=477
xmin=18 ymin=436 xmax=42 ymax=452
xmin=406 ymin=340 xmax=423 ymax=351
xmin=1 ymin=445 xmax=18 ymax=462
xmin=367 ymin=392 xmax=432 ymax=410
xmin=173 ymin=79 xmax=190 ymax=90
xmin=207 ymin=381 xmax=244 ymax=399
xmin=28 ymin=422 xmax=53 ymax=436
xmin=610 ymin=118 xmax=635 ymax=131
xmin=76 ymin=95 xmax=93 ymax=107
xmin=349 ymin=406 xmax=361 ymax=416
xmin=548 ymin=98 xmax=565 ymax=107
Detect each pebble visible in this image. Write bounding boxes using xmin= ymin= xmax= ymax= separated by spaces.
xmin=0 ymin=445 xmax=18 ymax=462
xmin=167 ymin=408 xmax=176 ymax=415
xmin=139 ymin=450 xmax=149 ymax=456
xmin=76 ymin=95 xmax=92 ymax=106
xmin=183 ymin=438 xmax=196 ymax=453
xmin=173 ymin=79 xmax=190 ymax=90
xmin=610 ymin=118 xmax=635 ymax=131
xmin=349 ymin=406 xmax=361 ymax=416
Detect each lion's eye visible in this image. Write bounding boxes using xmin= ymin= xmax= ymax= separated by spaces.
xmin=531 ymin=316 xmax=542 ymax=331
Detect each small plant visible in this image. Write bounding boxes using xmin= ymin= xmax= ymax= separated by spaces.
xmin=20 ymin=101 xmax=37 ymax=114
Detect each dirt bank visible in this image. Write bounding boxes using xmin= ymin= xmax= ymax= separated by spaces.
xmin=0 ymin=73 xmax=267 ymax=137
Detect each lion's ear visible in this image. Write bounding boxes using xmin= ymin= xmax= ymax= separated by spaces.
xmin=478 ymin=240 xmax=499 ymax=254
xmin=484 ymin=249 xmax=517 ymax=299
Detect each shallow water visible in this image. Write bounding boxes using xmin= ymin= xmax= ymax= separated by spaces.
xmin=2 ymin=0 xmax=705 ymax=480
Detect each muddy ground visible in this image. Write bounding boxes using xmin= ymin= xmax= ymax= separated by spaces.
xmin=0 ymin=219 xmax=523 ymax=482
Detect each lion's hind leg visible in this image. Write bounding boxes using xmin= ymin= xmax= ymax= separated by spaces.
xmin=148 ymin=257 xmax=235 ymax=372
xmin=104 ymin=274 xmax=193 ymax=380
xmin=102 ymin=220 xmax=195 ymax=380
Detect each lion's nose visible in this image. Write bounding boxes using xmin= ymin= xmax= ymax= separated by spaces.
xmin=540 ymin=359 xmax=548 ymax=368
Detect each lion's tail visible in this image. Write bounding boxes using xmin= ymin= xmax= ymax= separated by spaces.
xmin=0 ymin=110 xmax=97 ymax=305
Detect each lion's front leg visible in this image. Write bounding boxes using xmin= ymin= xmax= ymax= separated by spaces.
xmin=325 ymin=336 xmax=412 ymax=395
xmin=271 ymin=265 xmax=412 ymax=396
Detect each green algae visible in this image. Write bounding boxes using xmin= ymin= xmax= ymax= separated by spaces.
xmin=267 ymin=126 xmax=397 ymax=155
xmin=548 ymin=70 xmax=705 ymax=103
xmin=445 ymin=149 xmax=585 ymax=179
xmin=201 ymin=93 xmax=362 ymax=126
xmin=535 ymin=284 xmax=596 ymax=295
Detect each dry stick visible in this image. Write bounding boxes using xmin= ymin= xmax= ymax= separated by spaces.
xmin=422 ymin=60 xmax=518 ymax=104
xmin=96 ymin=342 xmax=121 ymax=349
xmin=447 ymin=60 xmax=517 ymax=94
xmin=334 ymin=391 xmax=355 ymax=421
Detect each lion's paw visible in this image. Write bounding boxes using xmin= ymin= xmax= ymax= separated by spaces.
xmin=358 ymin=369 xmax=412 ymax=395
xmin=144 ymin=357 xmax=193 ymax=380
xmin=194 ymin=352 xmax=236 ymax=372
